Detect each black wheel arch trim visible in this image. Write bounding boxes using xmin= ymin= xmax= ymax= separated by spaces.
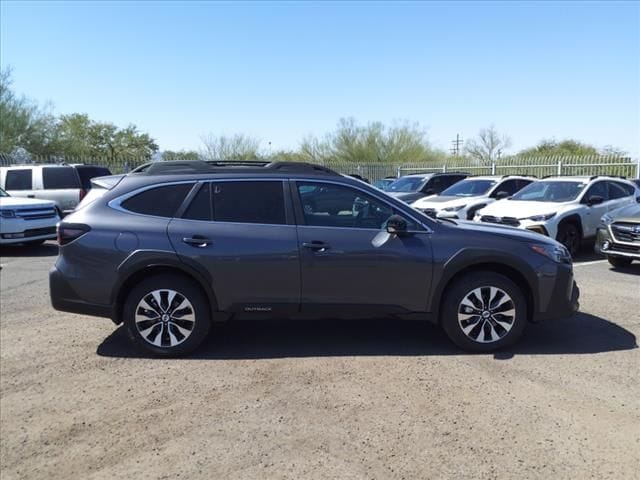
xmin=429 ymin=247 xmax=540 ymax=322
xmin=111 ymin=249 xmax=219 ymax=324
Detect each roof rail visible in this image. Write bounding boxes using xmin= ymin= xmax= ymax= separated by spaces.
xmin=129 ymin=160 xmax=341 ymax=176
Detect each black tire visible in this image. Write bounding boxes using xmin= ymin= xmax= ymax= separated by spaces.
xmin=556 ymin=222 xmax=581 ymax=256
xmin=607 ymin=255 xmax=632 ymax=268
xmin=441 ymin=272 xmax=527 ymax=352
xmin=123 ymin=274 xmax=211 ymax=357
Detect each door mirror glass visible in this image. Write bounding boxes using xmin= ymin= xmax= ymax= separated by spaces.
xmin=385 ymin=214 xmax=407 ymax=235
xmin=587 ymin=195 xmax=604 ymax=206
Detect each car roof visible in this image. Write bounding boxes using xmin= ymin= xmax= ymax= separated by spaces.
xmin=463 ymin=175 xmax=535 ymax=181
xmin=540 ymin=175 xmax=630 ymax=182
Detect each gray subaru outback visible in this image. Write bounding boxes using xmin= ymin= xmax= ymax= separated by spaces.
xmin=50 ymin=161 xmax=579 ymax=356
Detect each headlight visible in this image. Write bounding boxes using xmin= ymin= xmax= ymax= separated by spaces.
xmin=0 ymin=209 xmax=16 ymax=218
xmin=523 ymin=213 xmax=555 ymax=222
xmin=600 ymin=213 xmax=613 ymax=225
xmin=443 ymin=204 xmax=466 ymax=212
xmin=530 ymin=244 xmax=571 ymax=264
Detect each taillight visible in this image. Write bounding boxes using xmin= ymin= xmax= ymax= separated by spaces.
xmin=57 ymin=223 xmax=91 ymax=246
xmin=79 ymin=188 xmax=87 ymax=202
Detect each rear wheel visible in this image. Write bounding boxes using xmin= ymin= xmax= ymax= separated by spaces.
xmin=556 ymin=222 xmax=581 ymax=256
xmin=441 ymin=272 xmax=527 ymax=352
xmin=123 ymin=274 xmax=211 ymax=356
xmin=607 ymin=255 xmax=632 ymax=268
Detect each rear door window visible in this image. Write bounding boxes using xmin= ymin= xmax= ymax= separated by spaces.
xmin=183 ymin=183 xmax=212 ymax=221
xmin=212 ymin=181 xmax=286 ymax=225
xmin=43 ymin=167 xmax=81 ymax=189
xmin=608 ymin=181 xmax=634 ymax=199
xmin=121 ymin=183 xmax=193 ymax=217
xmin=5 ymin=169 xmax=33 ymax=190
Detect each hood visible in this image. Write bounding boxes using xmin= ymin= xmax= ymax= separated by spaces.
xmin=413 ymin=196 xmax=468 ymax=209
xmin=607 ymin=203 xmax=640 ymax=222
xmin=479 ymin=200 xmax=564 ymax=219
xmin=450 ymin=219 xmax=562 ymax=246
xmin=0 ymin=196 xmax=56 ymax=209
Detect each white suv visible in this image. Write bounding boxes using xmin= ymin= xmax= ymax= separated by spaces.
xmin=0 ymin=165 xmax=84 ymax=215
xmin=0 ymin=188 xmax=59 ymax=245
xmin=411 ymin=175 xmax=535 ymax=220
xmin=474 ymin=176 xmax=639 ymax=255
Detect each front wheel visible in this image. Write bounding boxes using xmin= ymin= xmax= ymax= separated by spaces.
xmin=607 ymin=255 xmax=632 ymax=268
xmin=441 ymin=272 xmax=527 ymax=352
xmin=123 ymin=274 xmax=211 ymax=357
xmin=557 ymin=222 xmax=581 ymax=256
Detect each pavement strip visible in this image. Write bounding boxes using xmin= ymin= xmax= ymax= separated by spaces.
xmin=574 ymin=259 xmax=608 ymax=267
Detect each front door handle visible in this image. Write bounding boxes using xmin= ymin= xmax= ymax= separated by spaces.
xmin=182 ymin=235 xmax=212 ymax=248
xmin=302 ymin=241 xmax=331 ymax=252
xmin=27 ymin=195 xmax=35 ymax=198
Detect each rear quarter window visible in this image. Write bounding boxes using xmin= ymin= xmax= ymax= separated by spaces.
xmin=121 ymin=183 xmax=193 ymax=217
xmin=76 ymin=167 xmax=112 ymax=189
xmin=43 ymin=167 xmax=81 ymax=189
xmin=5 ymin=169 xmax=33 ymax=190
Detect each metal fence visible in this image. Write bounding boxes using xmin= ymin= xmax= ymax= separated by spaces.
xmin=1 ymin=153 xmax=638 ymax=182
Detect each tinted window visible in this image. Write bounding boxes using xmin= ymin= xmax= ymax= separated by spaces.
xmin=75 ymin=166 xmax=112 ymax=189
xmin=297 ymin=182 xmax=411 ymax=230
xmin=213 ymin=181 xmax=285 ymax=225
xmin=43 ymin=167 xmax=81 ymax=189
xmin=387 ymin=176 xmax=428 ymax=193
xmin=5 ymin=169 xmax=32 ymax=190
xmin=122 ymin=183 xmax=193 ymax=217
xmin=183 ymin=183 xmax=212 ymax=221
xmin=493 ymin=179 xmax=520 ymax=196
xmin=608 ymin=181 xmax=633 ymax=200
xmin=583 ymin=181 xmax=608 ymax=202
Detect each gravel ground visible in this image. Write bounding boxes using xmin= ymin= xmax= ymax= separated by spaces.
xmin=1 ymin=242 xmax=639 ymax=480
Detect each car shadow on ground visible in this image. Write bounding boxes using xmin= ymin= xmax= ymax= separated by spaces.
xmin=97 ymin=312 xmax=637 ymax=361
xmin=0 ymin=242 xmax=58 ymax=258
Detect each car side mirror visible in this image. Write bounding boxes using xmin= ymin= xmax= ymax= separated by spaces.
xmin=423 ymin=188 xmax=436 ymax=195
xmin=495 ymin=190 xmax=510 ymax=200
xmin=587 ymin=195 xmax=604 ymax=206
xmin=386 ymin=215 xmax=407 ymax=235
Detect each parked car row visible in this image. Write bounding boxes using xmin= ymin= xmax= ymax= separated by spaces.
xmin=379 ymin=171 xmax=639 ymax=257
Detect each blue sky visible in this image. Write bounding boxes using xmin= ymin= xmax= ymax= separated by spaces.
xmin=1 ymin=0 xmax=639 ymax=156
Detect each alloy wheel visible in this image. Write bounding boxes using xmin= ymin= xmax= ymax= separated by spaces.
xmin=458 ymin=286 xmax=516 ymax=343
xmin=135 ymin=289 xmax=196 ymax=347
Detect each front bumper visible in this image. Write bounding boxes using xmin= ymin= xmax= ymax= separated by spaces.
xmin=0 ymin=226 xmax=57 ymax=244
xmin=595 ymin=227 xmax=640 ymax=259
xmin=532 ymin=263 xmax=580 ymax=321
xmin=49 ymin=266 xmax=112 ymax=318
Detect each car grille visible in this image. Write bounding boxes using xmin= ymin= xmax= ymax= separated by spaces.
xmin=16 ymin=207 xmax=57 ymax=220
xmin=610 ymin=222 xmax=640 ymax=244
xmin=421 ymin=208 xmax=437 ymax=218
xmin=480 ymin=215 xmax=521 ymax=227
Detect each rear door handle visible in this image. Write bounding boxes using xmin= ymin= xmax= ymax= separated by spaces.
xmin=182 ymin=235 xmax=212 ymax=248
xmin=302 ymin=241 xmax=331 ymax=252
xmin=27 ymin=195 xmax=35 ymax=198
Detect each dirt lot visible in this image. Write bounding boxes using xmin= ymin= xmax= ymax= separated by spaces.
xmin=1 ymin=242 xmax=639 ymax=480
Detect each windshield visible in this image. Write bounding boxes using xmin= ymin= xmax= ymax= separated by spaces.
xmin=511 ymin=181 xmax=586 ymax=202
xmin=441 ymin=179 xmax=497 ymax=197
xmin=0 ymin=188 xmax=8 ymax=197
xmin=387 ymin=177 xmax=426 ymax=192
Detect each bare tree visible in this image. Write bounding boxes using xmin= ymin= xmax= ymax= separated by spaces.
xmin=465 ymin=126 xmax=511 ymax=164
xmin=199 ymin=133 xmax=261 ymax=161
